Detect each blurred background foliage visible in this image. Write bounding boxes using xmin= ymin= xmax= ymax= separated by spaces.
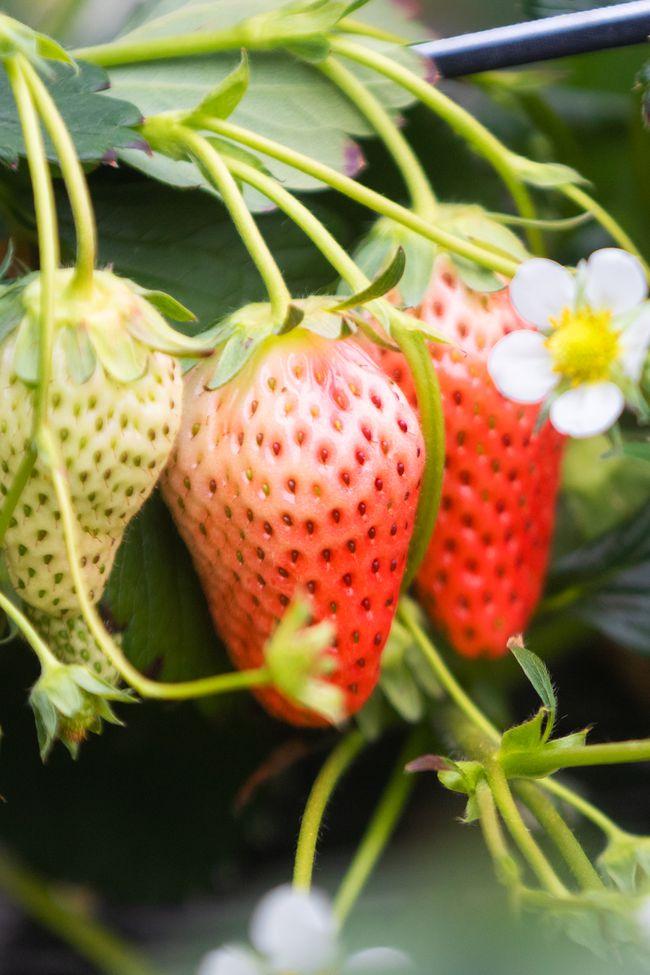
xmin=0 ymin=1 xmax=648 ymax=973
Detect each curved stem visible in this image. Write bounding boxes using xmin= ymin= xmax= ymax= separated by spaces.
xmin=201 ymin=117 xmax=519 ymax=276
xmin=179 ymin=128 xmax=291 ymax=324
xmin=329 ymin=38 xmax=543 ymax=255
xmin=398 ymin=598 xmax=500 ymax=744
xmin=475 ymin=777 xmax=520 ymax=892
xmin=39 ymin=427 xmax=275 ymax=701
xmin=485 ymin=760 xmax=567 ymax=897
xmin=392 ymin=327 xmax=444 ymax=588
xmin=0 ymin=849 xmax=162 ymax=975
xmin=293 ymin=730 xmax=366 ymax=891
xmin=334 ymin=729 xmax=425 ymax=924
xmin=503 ymin=740 xmax=650 ymax=777
xmin=0 ymin=590 xmax=60 ymax=669
xmin=515 ymin=780 xmax=604 ymax=891
xmin=318 ymin=56 xmax=437 ymax=220
xmin=73 ymin=27 xmax=270 ymax=67
xmin=6 ymin=56 xmax=58 ymax=432
xmin=542 ymin=780 xmax=625 ymax=841
xmin=562 ymin=184 xmax=649 ymax=277
xmin=19 ymin=56 xmax=96 ymax=294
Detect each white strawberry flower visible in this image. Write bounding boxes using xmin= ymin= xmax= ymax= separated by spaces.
xmin=488 ymin=249 xmax=650 ymax=438
xmin=197 ymin=885 xmax=412 ymax=975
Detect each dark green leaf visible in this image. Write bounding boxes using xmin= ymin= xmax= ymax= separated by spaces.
xmin=623 ymin=440 xmax=650 ymax=462
xmin=0 ymin=61 xmax=142 ymax=166
xmin=103 ymin=492 xmax=229 ymax=682
xmin=549 ymin=504 xmax=650 ymax=654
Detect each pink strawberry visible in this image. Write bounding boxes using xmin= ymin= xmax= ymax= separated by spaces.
xmin=369 ymin=259 xmax=564 ymax=659
xmin=162 ymin=328 xmax=424 ymax=725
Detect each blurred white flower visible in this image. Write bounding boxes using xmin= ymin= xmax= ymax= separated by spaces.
xmin=196 ymin=885 xmax=412 ymax=975
xmin=637 ymin=896 xmax=650 ymax=941
xmin=488 ymin=249 xmax=650 ymax=438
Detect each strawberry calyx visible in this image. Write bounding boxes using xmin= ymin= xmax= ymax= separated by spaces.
xmin=29 ymin=656 xmax=133 ymax=759
xmin=3 ymin=268 xmax=210 ymax=386
xmin=263 ymin=597 xmax=344 ymax=726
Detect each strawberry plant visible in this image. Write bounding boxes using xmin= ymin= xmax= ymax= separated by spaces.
xmin=0 ymin=2 xmax=648 ymax=973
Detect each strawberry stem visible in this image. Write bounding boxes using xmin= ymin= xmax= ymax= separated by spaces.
xmin=0 ymin=849 xmax=162 ymax=975
xmin=328 ymin=37 xmax=544 ymax=256
xmin=563 ymin=184 xmax=650 ymax=278
xmin=293 ymin=730 xmax=366 ymax=892
xmin=176 ymin=127 xmax=292 ymax=326
xmin=199 ymin=117 xmax=520 ymax=277
xmin=514 ymin=780 xmax=605 ymax=891
xmin=0 ymin=590 xmax=60 ymax=669
xmin=318 ymin=56 xmax=438 ymax=221
xmin=19 ymin=56 xmax=97 ymax=296
xmin=5 ymin=56 xmax=58 ymax=432
xmin=474 ymin=778 xmax=522 ymax=896
xmin=333 ymin=728 xmax=426 ymax=924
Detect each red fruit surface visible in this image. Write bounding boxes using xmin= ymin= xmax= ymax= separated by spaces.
xmin=163 ymin=330 xmax=424 ymax=725
xmin=370 ymin=261 xmax=564 ymax=659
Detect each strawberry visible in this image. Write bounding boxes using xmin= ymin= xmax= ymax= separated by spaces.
xmin=369 ymin=259 xmax=564 ymax=658
xmin=0 ymin=267 xmax=205 ymax=751
xmin=162 ymin=325 xmax=424 ymax=726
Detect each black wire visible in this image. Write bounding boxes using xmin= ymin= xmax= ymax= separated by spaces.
xmin=412 ymin=1 xmax=650 ymax=77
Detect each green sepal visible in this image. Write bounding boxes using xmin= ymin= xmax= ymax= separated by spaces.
xmin=60 ymin=326 xmax=97 ymax=384
xmin=449 ymin=255 xmax=503 ymax=294
xmin=135 ymin=288 xmax=196 ymax=323
xmin=437 ymin=759 xmax=484 ymax=797
xmin=0 ymin=14 xmax=75 ymax=71
xmin=598 ymin=833 xmax=650 ymax=893
xmin=510 ymin=154 xmax=588 ymax=189
xmin=186 ymin=51 xmax=250 ymax=123
xmin=332 ymin=247 xmax=405 ymax=311
xmin=88 ymin=324 xmax=148 ymax=383
xmin=500 ymin=707 xmax=547 ymax=756
xmin=352 ymin=219 xmax=436 ymax=309
xmin=207 ymin=329 xmax=266 ymax=389
xmin=13 ymin=306 xmax=40 ymax=384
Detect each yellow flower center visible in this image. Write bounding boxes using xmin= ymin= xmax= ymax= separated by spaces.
xmin=546 ymin=306 xmax=619 ymax=385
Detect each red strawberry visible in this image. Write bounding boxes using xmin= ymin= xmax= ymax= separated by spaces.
xmin=369 ymin=259 xmax=564 ymax=658
xmin=162 ymin=328 xmax=424 ymax=725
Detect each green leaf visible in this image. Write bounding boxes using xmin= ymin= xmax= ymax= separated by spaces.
xmin=500 ymin=708 xmax=547 ymax=756
xmin=549 ymin=503 xmax=650 ymax=655
xmin=508 ymin=636 xmax=557 ymax=732
xmin=187 ymin=50 xmax=250 ymax=122
xmin=622 ymin=440 xmax=650 ymax=462
xmin=0 ymin=61 xmax=142 ymax=166
xmin=207 ymin=329 xmax=264 ymax=388
xmin=103 ymin=492 xmax=228 ymax=683
xmin=511 ymin=156 xmax=587 ymax=189
xmin=138 ymin=289 xmax=197 ymax=323
xmin=332 ymin=246 xmax=405 ymax=310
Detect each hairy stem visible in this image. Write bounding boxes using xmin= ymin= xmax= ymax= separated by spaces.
xmin=515 ymin=780 xmax=604 ymax=891
xmin=328 ymin=38 xmax=543 ymax=254
xmin=201 ymin=117 xmax=519 ymax=276
xmin=293 ymin=730 xmax=366 ymax=891
xmin=318 ymin=56 xmax=437 ymax=219
xmin=504 ymin=740 xmax=650 ymax=778
xmin=0 ymin=849 xmax=162 ymax=975
xmin=19 ymin=56 xmax=96 ymax=294
xmin=334 ymin=729 xmax=425 ymax=924
xmin=178 ymin=128 xmax=291 ymax=324
xmin=485 ymin=761 xmax=567 ymax=897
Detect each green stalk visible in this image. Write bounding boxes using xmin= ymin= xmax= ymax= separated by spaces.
xmin=0 ymin=849 xmax=162 ymax=975
xmin=38 ymin=426 xmax=276 ymax=701
xmin=334 ymin=729 xmax=425 ymax=924
xmin=515 ymin=780 xmax=604 ymax=891
xmin=223 ymin=155 xmax=444 ymax=586
xmin=19 ymin=56 xmax=96 ymax=295
xmin=5 ymin=56 xmax=58 ymax=433
xmin=178 ymin=128 xmax=291 ymax=324
xmin=73 ymin=26 xmax=282 ymax=67
xmin=541 ymin=780 xmax=625 ymax=841
xmin=475 ymin=777 xmax=521 ymax=891
xmin=293 ymin=730 xmax=366 ymax=891
xmin=485 ymin=760 xmax=567 ymax=897
xmin=201 ymin=117 xmax=519 ymax=277
xmin=0 ymin=590 xmax=61 ymax=670
xmin=318 ymin=56 xmax=437 ymax=220
xmin=328 ymin=37 xmax=543 ymax=254
xmin=504 ymin=740 xmax=650 ymax=778
xmin=562 ymin=184 xmax=649 ymax=277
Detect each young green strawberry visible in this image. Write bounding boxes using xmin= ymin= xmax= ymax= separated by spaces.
xmin=0 ymin=268 xmax=204 ymax=624
xmin=370 ymin=259 xmax=564 ymax=658
xmin=162 ymin=327 xmax=425 ymax=726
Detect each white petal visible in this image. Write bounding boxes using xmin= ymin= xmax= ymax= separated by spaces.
xmin=197 ymin=947 xmax=264 ymax=975
xmin=584 ymin=248 xmax=648 ymax=315
xmin=618 ymin=305 xmax=650 ymax=381
xmin=550 ymin=382 xmax=624 ymax=438
xmin=510 ymin=258 xmax=576 ymax=329
xmin=488 ymin=330 xmax=557 ymax=404
xmin=343 ymin=947 xmax=413 ymax=973
xmin=250 ymin=885 xmax=338 ymax=974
